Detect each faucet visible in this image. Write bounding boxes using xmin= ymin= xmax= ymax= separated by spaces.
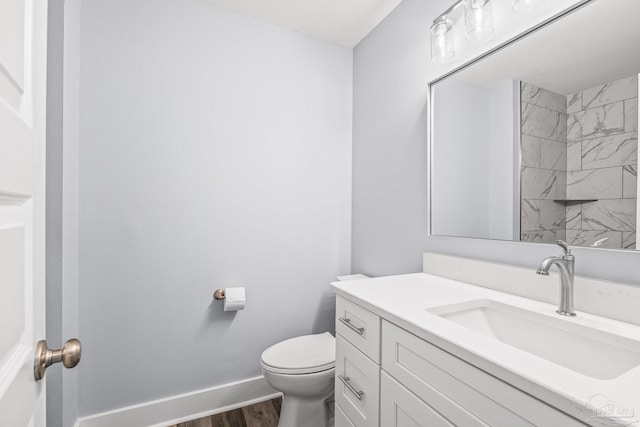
xmin=536 ymin=240 xmax=576 ymax=316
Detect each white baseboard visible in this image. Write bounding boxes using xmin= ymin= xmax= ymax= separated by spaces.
xmin=76 ymin=376 xmax=280 ymax=427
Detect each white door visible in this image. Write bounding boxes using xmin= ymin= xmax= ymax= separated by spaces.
xmin=0 ymin=0 xmax=49 ymax=426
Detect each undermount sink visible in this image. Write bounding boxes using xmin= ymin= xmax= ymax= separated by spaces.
xmin=428 ymin=299 xmax=640 ymax=380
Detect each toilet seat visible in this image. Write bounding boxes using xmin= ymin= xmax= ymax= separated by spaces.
xmin=260 ymin=332 xmax=335 ymax=375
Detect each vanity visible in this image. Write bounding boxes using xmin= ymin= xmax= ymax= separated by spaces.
xmin=331 ymin=254 xmax=640 ymax=427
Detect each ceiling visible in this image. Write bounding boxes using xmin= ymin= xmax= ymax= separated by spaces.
xmin=454 ymin=0 xmax=640 ymax=95
xmin=201 ymin=0 xmax=402 ymax=47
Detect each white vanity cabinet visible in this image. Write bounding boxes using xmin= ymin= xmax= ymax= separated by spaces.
xmin=334 ymin=297 xmax=381 ymax=427
xmin=334 ymin=296 xmax=589 ymax=427
xmin=380 ymin=371 xmax=457 ymax=427
xmin=381 ymin=321 xmax=588 ymax=427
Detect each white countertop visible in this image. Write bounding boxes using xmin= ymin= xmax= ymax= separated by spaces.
xmin=331 ymin=273 xmax=640 ymax=427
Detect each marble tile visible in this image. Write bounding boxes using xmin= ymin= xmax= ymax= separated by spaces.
xmin=540 ymin=139 xmax=567 ymax=171
xmin=566 ymin=167 xmax=622 ymax=200
xmin=565 ymin=203 xmax=582 ymax=230
xmin=625 ymin=98 xmax=638 ymax=133
xmin=521 ymin=230 xmax=556 ymax=244
xmin=582 ymin=75 xmax=638 ymax=109
xmin=521 ymin=167 xmax=562 ymax=199
xmin=557 ymin=112 xmax=567 ymax=143
xmin=567 ymin=141 xmax=581 ymax=171
xmin=582 ymin=199 xmax=636 ymax=231
xmin=623 ymin=232 xmax=636 ymax=250
xmin=540 ymin=200 xmax=566 ymax=230
xmin=623 ymin=165 xmax=637 ymax=199
xmin=566 ymin=230 xmax=622 ymax=249
xmin=522 ymin=103 xmax=564 ymax=141
xmin=521 ymin=199 xmax=541 ymax=231
xmin=554 ymin=229 xmax=566 ymax=242
xmin=581 ymin=132 xmax=638 ymax=169
xmin=556 ymin=170 xmax=567 ymax=200
xmin=567 ymin=102 xmax=625 ymax=142
xmin=521 ymin=135 xmax=540 ymax=168
xmin=567 ymin=92 xmax=582 ymax=114
xmin=521 ymin=82 xmax=567 ymax=113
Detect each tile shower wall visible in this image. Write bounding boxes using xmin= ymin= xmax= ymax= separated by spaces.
xmin=566 ymin=75 xmax=638 ymax=249
xmin=520 ymin=82 xmax=568 ymax=244
xmin=520 ymin=75 xmax=638 ymax=249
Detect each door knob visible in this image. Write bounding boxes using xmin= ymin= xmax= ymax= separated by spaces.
xmin=34 ymin=338 xmax=82 ymax=381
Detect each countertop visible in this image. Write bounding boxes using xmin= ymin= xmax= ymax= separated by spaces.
xmin=331 ymin=272 xmax=640 ymax=427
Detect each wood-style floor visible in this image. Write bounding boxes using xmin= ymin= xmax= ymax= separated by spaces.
xmin=169 ymin=397 xmax=281 ymax=427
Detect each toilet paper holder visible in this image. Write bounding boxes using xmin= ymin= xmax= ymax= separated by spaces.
xmin=213 ymin=287 xmax=246 ymax=311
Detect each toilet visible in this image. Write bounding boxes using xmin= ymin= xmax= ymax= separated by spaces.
xmin=261 ymin=332 xmax=336 ymax=427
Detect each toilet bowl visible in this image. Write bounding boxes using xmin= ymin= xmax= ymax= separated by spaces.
xmin=261 ymin=332 xmax=336 ymax=427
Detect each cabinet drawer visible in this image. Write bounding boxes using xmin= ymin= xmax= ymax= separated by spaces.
xmin=335 ymin=334 xmax=380 ymax=427
xmin=335 ymin=403 xmax=357 ymax=427
xmin=382 ymin=321 xmax=587 ymax=427
xmin=381 ymin=371 xmax=455 ymax=427
xmin=336 ymin=296 xmax=380 ymax=363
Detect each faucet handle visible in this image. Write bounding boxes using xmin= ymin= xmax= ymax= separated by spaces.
xmin=556 ymin=240 xmax=571 ymax=255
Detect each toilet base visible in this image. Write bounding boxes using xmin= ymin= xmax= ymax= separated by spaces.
xmin=278 ymin=393 xmax=334 ymax=427
xmin=262 ymin=366 xmax=335 ymax=427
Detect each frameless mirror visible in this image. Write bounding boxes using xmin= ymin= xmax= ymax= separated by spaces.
xmin=430 ymin=0 xmax=640 ymax=250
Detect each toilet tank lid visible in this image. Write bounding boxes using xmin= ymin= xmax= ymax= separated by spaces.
xmin=261 ymin=332 xmax=335 ymax=373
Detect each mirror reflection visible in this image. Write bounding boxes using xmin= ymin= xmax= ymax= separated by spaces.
xmin=430 ymin=0 xmax=639 ymax=250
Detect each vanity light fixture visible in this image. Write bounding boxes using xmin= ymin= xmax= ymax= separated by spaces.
xmin=430 ymin=0 xmax=495 ymax=62
xmin=512 ymin=0 xmax=545 ymax=13
xmin=430 ymin=16 xmax=455 ymax=62
xmin=464 ymin=0 xmax=494 ymax=41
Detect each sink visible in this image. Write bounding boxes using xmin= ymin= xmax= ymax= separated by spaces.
xmin=428 ymin=299 xmax=640 ymax=380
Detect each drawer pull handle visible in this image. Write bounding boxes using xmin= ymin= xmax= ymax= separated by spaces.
xmin=338 ymin=317 xmax=364 ymax=335
xmin=338 ymin=375 xmax=364 ymax=400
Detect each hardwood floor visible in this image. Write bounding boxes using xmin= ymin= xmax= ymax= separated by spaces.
xmin=169 ymin=397 xmax=281 ymax=427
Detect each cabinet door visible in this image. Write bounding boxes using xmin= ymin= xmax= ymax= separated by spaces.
xmin=336 ymin=297 xmax=381 ymax=363
xmin=381 ymin=372 xmax=456 ymax=427
xmin=335 ymin=335 xmax=380 ymax=427
xmin=335 ymin=403 xmax=357 ymax=427
xmin=382 ymin=321 xmax=587 ymax=427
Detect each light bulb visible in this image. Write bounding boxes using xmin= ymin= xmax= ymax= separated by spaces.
xmin=430 ymin=18 xmax=454 ymax=62
xmin=464 ymin=0 xmax=493 ymax=41
xmin=513 ymin=0 xmax=545 ymax=13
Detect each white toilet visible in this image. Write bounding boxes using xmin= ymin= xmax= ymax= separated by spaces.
xmin=261 ymin=332 xmax=336 ymax=427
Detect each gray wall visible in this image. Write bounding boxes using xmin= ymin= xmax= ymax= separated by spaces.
xmin=78 ymin=0 xmax=352 ymax=416
xmin=352 ymin=0 xmax=442 ymax=276
xmin=488 ymin=80 xmax=518 ymax=241
xmin=432 ymin=78 xmax=491 ymax=238
xmin=431 ymin=78 xmax=516 ymax=240
xmin=352 ymin=0 xmax=640 ymax=283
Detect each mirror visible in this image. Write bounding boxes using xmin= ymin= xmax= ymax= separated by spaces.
xmin=430 ymin=0 xmax=640 ymax=250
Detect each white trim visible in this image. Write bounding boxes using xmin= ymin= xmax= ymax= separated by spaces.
xmin=636 ymin=73 xmax=639 ymax=239
xmin=513 ymin=79 xmax=522 ymax=240
xmin=62 ymin=2 xmax=82 ymax=427
xmin=76 ymin=376 xmax=280 ymax=427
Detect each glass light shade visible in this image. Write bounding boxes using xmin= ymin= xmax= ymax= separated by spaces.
xmin=464 ymin=0 xmax=494 ymax=41
xmin=512 ymin=0 xmax=545 ymax=13
xmin=430 ymin=18 xmax=454 ymax=63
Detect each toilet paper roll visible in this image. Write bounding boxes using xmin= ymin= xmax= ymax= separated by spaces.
xmin=223 ymin=287 xmax=246 ymax=311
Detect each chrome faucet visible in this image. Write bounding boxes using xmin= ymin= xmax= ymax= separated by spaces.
xmin=536 ymin=240 xmax=576 ymax=316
